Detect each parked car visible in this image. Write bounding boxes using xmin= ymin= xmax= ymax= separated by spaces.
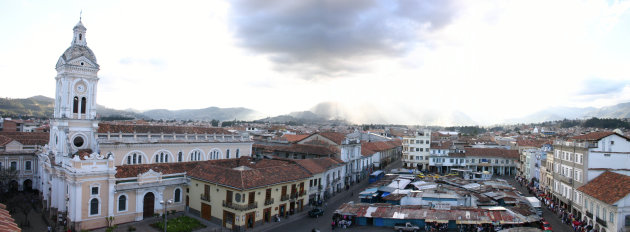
xmin=308 ymin=208 xmax=324 ymax=218
xmin=416 ymin=173 xmax=425 ymax=178
xmin=541 ymin=221 xmax=552 ymax=231
xmin=393 ymin=222 xmax=420 ymax=232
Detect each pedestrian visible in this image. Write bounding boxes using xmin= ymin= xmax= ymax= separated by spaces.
xmin=331 ymin=221 xmax=336 ymax=230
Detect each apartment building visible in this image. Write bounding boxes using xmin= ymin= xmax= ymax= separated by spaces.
xmin=402 ymin=129 xmax=431 ymax=171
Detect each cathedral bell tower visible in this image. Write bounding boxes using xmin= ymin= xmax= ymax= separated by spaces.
xmin=49 ymin=20 xmax=100 ymax=161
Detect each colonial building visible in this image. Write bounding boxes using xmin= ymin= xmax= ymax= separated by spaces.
xmin=294 ymin=158 xmax=346 ymax=204
xmin=0 ymin=132 xmax=47 ymax=192
xmin=37 ymin=21 xmax=253 ymax=230
xmin=576 ymin=171 xmax=630 ymax=232
xmin=186 ymin=157 xmax=311 ymax=230
xmin=463 ymin=148 xmax=519 ymax=175
xmin=551 ymin=131 xmax=630 ymax=219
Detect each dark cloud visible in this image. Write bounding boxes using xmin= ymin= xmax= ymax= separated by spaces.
xmin=579 ymin=78 xmax=630 ymax=95
xmin=229 ymin=0 xmax=458 ymax=79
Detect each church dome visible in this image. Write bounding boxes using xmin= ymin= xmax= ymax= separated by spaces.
xmin=56 ymin=20 xmax=99 ymax=69
xmin=58 ymin=45 xmax=98 ymax=66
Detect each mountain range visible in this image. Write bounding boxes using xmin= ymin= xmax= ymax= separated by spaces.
xmin=1 ymin=96 xmax=630 ymax=125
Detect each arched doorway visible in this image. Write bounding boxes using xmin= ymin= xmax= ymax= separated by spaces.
xmin=9 ymin=180 xmax=18 ymax=192
xmin=143 ymin=192 xmax=155 ymax=219
xmin=23 ymin=179 xmax=33 ymax=191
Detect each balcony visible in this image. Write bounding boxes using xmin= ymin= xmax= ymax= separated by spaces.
xmin=200 ymin=194 xmax=210 ymax=202
xmin=222 ymin=200 xmax=257 ymax=211
xmin=264 ymin=198 xmax=274 ymax=206
xmin=281 ymin=194 xmax=290 ymax=201
xmin=586 ymin=211 xmax=593 ymax=218
xmin=596 ymin=217 xmax=607 ymax=227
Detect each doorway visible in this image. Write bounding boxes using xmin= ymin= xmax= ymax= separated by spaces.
xmin=143 ymin=192 xmax=155 ymax=219
xmin=201 ymin=203 xmax=211 ymax=221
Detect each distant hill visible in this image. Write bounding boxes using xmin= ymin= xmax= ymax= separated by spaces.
xmin=0 ymin=96 xmax=258 ymax=121
xmin=0 ymin=95 xmax=54 ymax=118
xmin=585 ymin=102 xmax=630 ymax=119
xmin=506 ymin=102 xmax=630 ymax=124
xmin=142 ymin=107 xmax=258 ymax=121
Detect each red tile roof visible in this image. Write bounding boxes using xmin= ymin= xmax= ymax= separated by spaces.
xmin=98 ymin=123 xmax=232 ymax=134
xmin=0 ymin=135 xmax=13 ymax=146
xmin=282 ymin=134 xmax=309 ymax=143
xmin=317 ymin=132 xmax=347 ymax=145
xmin=294 ymin=158 xmax=343 ymax=174
xmin=0 ymin=203 xmax=20 ymax=232
xmin=116 ymin=157 xmax=313 ymax=190
xmin=577 ymin=171 xmax=630 ymax=205
xmin=515 ymin=139 xmax=551 ymax=148
xmin=571 ymin=131 xmax=629 ymax=141
xmin=361 ymin=147 xmax=376 ymax=156
xmin=253 ymin=144 xmax=336 ymax=157
xmin=430 ymin=142 xmax=451 ymax=150
xmin=0 ymin=132 xmax=49 ymax=145
xmin=115 ymin=162 xmax=201 ymax=178
xmin=188 ymin=157 xmax=312 ymax=190
xmin=464 ymin=148 xmax=519 ymax=159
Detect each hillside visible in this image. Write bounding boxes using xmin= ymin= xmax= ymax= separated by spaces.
xmin=0 ymin=95 xmax=54 ymax=118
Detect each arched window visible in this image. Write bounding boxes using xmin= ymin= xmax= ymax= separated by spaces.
xmin=73 ymin=97 xmax=79 ymax=113
xmin=236 ymin=149 xmax=240 ymax=158
xmin=79 ymin=33 xmax=82 ymax=40
xmin=174 ymin=188 xmax=181 ymax=202
xmin=165 ymin=153 xmax=168 ymax=162
xmin=126 ymin=153 xmax=142 ymax=165
xmin=155 ymin=154 xmax=159 ymax=163
xmin=226 ymin=149 xmax=230 ymax=159
xmin=90 ymin=198 xmax=99 ymax=215
xmin=81 ymin=97 xmax=86 ymax=114
xmin=160 ymin=153 xmax=164 ymax=163
xmin=118 ymin=195 xmax=127 ymax=211
xmin=190 ymin=150 xmax=202 ymax=161
xmin=178 ymin=152 xmax=182 ymax=162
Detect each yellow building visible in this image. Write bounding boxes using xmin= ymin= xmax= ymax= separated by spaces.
xmin=187 ymin=157 xmax=311 ymax=230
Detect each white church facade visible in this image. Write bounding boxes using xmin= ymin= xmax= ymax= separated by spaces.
xmin=37 ymin=21 xmax=253 ymax=230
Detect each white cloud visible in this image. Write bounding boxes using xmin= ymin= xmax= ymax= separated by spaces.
xmin=0 ymin=0 xmax=629 ymax=125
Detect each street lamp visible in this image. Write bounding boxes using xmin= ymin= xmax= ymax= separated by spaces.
xmin=160 ymin=199 xmax=173 ymax=232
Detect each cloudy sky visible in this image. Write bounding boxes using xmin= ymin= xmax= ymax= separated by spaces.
xmin=1 ymin=0 xmax=630 ymax=125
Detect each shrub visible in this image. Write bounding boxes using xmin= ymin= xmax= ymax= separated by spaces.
xmin=151 ymin=216 xmax=205 ymax=232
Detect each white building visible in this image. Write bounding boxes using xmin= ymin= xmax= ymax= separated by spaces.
xmin=402 ymin=130 xmax=431 ymax=171
xmin=576 ymin=171 xmax=630 ymax=232
xmin=552 ymin=131 xmax=630 ymax=219
xmin=37 ymin=20 xmax=253 ymax=230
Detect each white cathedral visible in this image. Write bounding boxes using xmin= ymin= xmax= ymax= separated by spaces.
xmin=38 ymin=20 xmax=253 ymax=230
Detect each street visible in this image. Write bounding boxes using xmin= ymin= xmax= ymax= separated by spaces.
xmin=266 ymin=159 xmax=403 ymax=232
xmin=503 ymin=176 xmax=573 ymax=232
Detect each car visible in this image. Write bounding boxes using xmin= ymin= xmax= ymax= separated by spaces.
xmin=394 ymin=222 xmax=420 ymax=232
xmin=416 ymin=173 xmax=425 ymax=178
xmin=541 ymin=221 xmax=552 ymax=231
xmin=446 ymin=172 xmax=458 ymax=176
xmin=308 ymin=208 xmax=324 ymax=218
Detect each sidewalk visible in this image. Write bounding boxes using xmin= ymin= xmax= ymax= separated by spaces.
xmin=256 ymin=179 xmax=370 ymax=232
